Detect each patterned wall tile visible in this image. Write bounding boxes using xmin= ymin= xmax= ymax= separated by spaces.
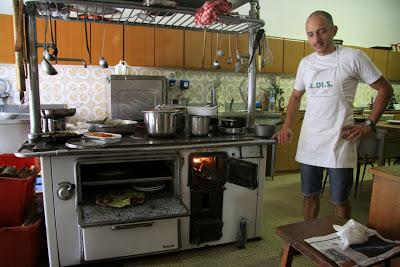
xmin=1 ymin=63 xmax=399 ymax=124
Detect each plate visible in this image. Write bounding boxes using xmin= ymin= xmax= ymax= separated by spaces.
xmin=65 ymin=138 xmax=109 ymax=149
xmin=386 ymin=120 xmax=400 ymax=125
xmin=84 ymin=132 xmax=122 ymax=142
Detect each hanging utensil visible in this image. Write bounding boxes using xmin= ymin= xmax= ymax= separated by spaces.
xmin=212 ymin=31 xmax=221 ymax=69
xmin=99 ymin=24 xmax=108 ymax=68
xmin=226 ymin=34 xmax=233 ymax=64
xmin=201 ymin=27 xmax=207 ymax=68
xmin=12 ymin=0 xmax=26 ymax=102
xmin=234 ymin=33 xmax=241 ymax=73
xmin=217 ymin=25 xmax=225 ymax=57
xmin=41 ymin=11 xmax=57 ymax=75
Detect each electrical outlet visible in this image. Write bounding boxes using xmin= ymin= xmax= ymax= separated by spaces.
xmin=166 ymin=71 xmax=176 ymax=80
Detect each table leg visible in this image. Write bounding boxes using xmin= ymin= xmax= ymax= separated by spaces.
xmin=280 ymin=242 xmax=297 ymax=267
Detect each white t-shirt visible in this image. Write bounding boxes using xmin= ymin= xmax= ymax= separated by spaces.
xmin=294 ymin=46 xmax=382 ymax=104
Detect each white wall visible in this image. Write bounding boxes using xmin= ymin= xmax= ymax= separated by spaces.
xmin=241 ymin=0 xmax=400 ymax=48
xmin=1 ymin=0 xmax=398 ymax=47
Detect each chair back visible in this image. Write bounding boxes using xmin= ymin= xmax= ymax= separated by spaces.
xmin=357 ymin=129 xmax=386 ymax=165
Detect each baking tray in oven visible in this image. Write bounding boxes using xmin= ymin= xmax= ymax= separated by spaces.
xmin=78 ymin=196 xmax=189 ymax=227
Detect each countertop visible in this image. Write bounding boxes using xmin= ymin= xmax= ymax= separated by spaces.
xmin=369 ymin=165 xmax=400 ymax=179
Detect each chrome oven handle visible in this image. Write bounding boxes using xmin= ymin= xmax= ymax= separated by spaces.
xmin=111 ymin=222 xmax=154 ymax=230
xmin=57 ymin=182 xmax=75 ymax=200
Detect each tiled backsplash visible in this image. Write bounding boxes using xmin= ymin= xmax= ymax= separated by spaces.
xmin=1 ymin=64 xmax=399 ymax=123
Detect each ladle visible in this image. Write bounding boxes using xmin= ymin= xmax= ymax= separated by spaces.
xmin=41 ymin=57 xmax=58 ymax=75
xmin=217 ymin=25 xmax=225 ymax=57
xmin=226 ymin=34 xmax=233 ymax=64
xmin=234 ymin=33 xmax=241 ymax=72
xmin=212 ymin=32 xmax=221 ymax=69
xmin=98 ymin=24 xmax=108 ymax=68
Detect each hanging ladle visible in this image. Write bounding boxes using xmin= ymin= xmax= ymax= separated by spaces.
xmin=226 ymin=34 xmax=233 ymax=64
xmin=217 ymin=25 xmax=225 ymax=57
xmin=98 ymin=24 xmax=108 ymax=68
xmin=212 ymin=31 xmax=221 ymax=70
xmin=234 ymin=33 xmax=241 ymax=73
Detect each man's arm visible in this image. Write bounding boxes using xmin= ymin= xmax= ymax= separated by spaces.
xmin=367 ymin=76 xmax=393 ymax=123
xmin=273 ymin=89 xmax=304 ymax=144
xmin=342 ymin=76 xmax=393 ymax=143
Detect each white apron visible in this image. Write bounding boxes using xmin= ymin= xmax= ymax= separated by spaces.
xmin=295 ymin=48 xmax=357 ymax=168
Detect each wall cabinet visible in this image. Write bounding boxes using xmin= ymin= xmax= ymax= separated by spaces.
xmin=283 ymin=39 xmax=304 ymax=74
xmin=0 ymin=15 xmax=15 ymax=64
xmin=184 ymin=30 xmax=212 ymax=70
xmin=91 ymin=23 xmax=123 ymax=67
xmin=265 ymin=37 xmax=283 ymax=73
xmin=124 ymin=26 xmax=154 ymax=67
xmin=56 ymin=20 xmax=91 ymax=65
xmin=275 ymin=112 xmax=303 ymax=172
xmin=372 ymin=49 xmax=388 ymax=78
xmin=154 ymin=28 xmax=184 ymax=68
xmin=387 ymin=51 xmax=400 ymax=81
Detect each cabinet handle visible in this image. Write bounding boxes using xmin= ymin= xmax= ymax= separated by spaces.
xmin=111 ymin=222 xmax=154 ymax=230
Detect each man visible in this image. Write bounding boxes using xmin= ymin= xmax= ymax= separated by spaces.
xmin=274 ymin=11 xmax=393 ymax=220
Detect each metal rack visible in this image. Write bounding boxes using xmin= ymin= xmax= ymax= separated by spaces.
xmin=26 ymin=0 xmax=264 ymax=33
xmin=22 ymin=0 xmax=264 ymax=142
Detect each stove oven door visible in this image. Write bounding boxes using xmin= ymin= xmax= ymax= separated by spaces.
xmin=226 ymin=158 xmax=258 ymax=190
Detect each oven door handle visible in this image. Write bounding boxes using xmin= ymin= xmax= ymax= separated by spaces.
xmin=111 ymin=222 xmax=154 ymax=230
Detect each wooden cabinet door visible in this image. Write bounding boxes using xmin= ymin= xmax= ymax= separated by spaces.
xmin=56 ymin=20 xmax=91 ymax=65
xmin=372 ymin=49 xmax=388 ymax=77
xmin=211 ymin=32 xmax=236 ymax=72
xmin=387 ymin=51 xmax=400 ymax=81
xmin=304 ymin=41 xmax=314 ymax=57
xmin=283 ymin=39 xmax=304 ymax=74
xmin=91 ymin=23 xmax=123 ymax=67
xmin=124 ymin=26 xmax=154 ymax=67
xmin=154 ymin=28 xmax=184 ymax=68
xmin=0 ymin=15 xmax=15 ymax=63
xmin=275 ymin=112 xmax=303 ymax=172
xmin=184 ymin=30 xmax=212 ymax=70
xmin=265 ymin=37 xmax=283 ymax=73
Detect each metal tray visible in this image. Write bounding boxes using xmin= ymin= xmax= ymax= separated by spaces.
xmin=65 ymin=138 xmax=109 ymax=149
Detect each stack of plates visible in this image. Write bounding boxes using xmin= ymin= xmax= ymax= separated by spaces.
xmin=132 ymin=181 xmax=166 ymax=192
xmin=83 ymin=132 xmax=122 ymax=143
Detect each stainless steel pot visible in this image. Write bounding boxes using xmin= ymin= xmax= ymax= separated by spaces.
xmin=162 ymin=104 xmax=186 ymax=132
xmin=191 ymin=116 xmax=209 ymax=136
xmin=143 ymin=108 xmax=180 ymax=137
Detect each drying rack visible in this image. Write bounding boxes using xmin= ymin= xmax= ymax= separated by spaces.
xmin=22 ymin=0 xmax=264 ymax=142
xmin=25 ymin=0 xmax=264 ymax=33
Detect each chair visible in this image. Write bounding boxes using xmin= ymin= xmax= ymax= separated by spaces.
xmin=320 ymin=129 xmax=386 ymax=198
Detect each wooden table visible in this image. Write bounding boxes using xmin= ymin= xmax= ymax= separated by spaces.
xmin=276 ymin=215 xmax=346 ymax=267
xmin=368 ymin=166 xmax=400 ymax=241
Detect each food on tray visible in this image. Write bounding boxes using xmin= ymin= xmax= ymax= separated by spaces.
xmin=95 ymin=190 xmax=145 ymax=208
xmin=85 ymin=132 xmax=114 ymax=138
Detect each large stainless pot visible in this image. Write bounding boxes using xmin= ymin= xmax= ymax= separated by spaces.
xmin=143 ymin=107 xmax=181 ymax=137
xmin=162 ymin=104 xmax=186 ymax=132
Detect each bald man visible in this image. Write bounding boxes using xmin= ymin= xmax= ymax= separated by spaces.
xmin=274 ymin=10 xmax=393 ymax=220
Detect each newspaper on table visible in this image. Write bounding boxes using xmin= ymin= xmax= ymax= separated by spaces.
xmin=305 ymin=225 xmax=400 ymax=267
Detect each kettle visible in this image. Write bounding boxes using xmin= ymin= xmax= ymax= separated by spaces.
xmin=115 ymin=60 xmax=129 ymax=75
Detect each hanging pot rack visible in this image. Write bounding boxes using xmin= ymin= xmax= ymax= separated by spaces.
xmin=25 ymin=0 xmax=264 ymax=33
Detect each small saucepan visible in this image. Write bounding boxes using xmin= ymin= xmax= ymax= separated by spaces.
xmin=255 ymin=121 xmax=283 ymax=138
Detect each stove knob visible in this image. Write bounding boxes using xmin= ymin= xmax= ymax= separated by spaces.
xmin=57 ymin=182 xmax=75 ymax=200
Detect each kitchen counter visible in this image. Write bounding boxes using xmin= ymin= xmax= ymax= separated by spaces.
xmin=16 ymin=128 xmax=275 ymax=158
